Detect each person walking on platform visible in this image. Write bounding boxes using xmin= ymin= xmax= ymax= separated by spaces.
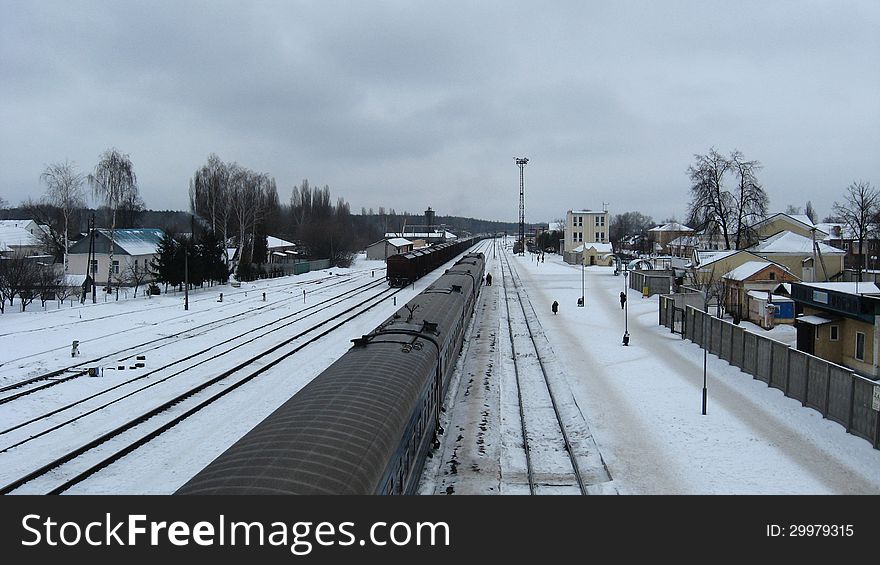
xmin=552 ymin=300 xmax=559 ymax=315
xmin=486 ymin=273 xmax=492 ymax=286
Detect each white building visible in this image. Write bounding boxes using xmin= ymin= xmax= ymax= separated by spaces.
xmin=366 ymin=237 xmax=414 ymax=260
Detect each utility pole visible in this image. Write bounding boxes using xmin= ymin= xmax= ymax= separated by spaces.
xmin=88 ymin=214 xmax=96 ymax=304
xmin=515 ymin=157 xmax=528 ymax=256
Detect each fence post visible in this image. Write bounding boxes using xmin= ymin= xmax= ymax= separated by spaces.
xmin=801 ymin=356 xmax=809 ymax=407
xmin=847 ymin=378 xmax=855 ymax=433
xmin=823 ymin=366 xmax=831 ymax=417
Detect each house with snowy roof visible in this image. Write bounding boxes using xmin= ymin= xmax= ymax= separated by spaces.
xmin=688 ymin=249 xmax=768 ymax=286
xmin=749 ymin=213 xmax=827 ymax=244
xmin=789 ymin=281 xmax=880 ymax=378
xmin=0 ymin=222 xmax=46 ymax=258
xmin=266 ymin=235 xmax=299 ymax=264
xmin=366 ymin=237 xmax=414 ymax=261
xmin=647 ymin=222 xmax=694 ymax=254
xmin=721 ymin=260 xmax=799 ymax=324
xmin=747 ymin=230 xmax=845 ymax=282
xmin=67 ymin=228 xmax=165 ymax=286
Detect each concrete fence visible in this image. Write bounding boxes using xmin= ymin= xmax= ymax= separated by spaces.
xmin=659 ymin=295 xmax=880 ymax=450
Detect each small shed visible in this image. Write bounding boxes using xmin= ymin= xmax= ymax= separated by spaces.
xmin=747 ymin=290 xmax=795 ymax=328
xmin=366 ymin=238 xmax=414 ymax=261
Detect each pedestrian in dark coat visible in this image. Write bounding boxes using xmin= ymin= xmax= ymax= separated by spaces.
xmin=552 ymin=300 xmax=559 ymax=315
xmin=486 ymin=273 xmax=492 ymax=286
xmin=620 ymin=291 xmax=627 ymax=309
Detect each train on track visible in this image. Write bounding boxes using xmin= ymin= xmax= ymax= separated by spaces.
xmin=385 ymin=236 xmax=479 ymax=287
xmin=177 ymin=250 xmax=485 ymax=495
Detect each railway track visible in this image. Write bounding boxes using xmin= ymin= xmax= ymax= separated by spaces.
xmin=0 ymin=270 xmax=381 ymax=400
xmin=499 ymin=249 xmax=587 ymax=495
xmin=0 ymin=278 xmax=391 ymax=449
xmin=0 ymin=284 xmax=405 ymax=495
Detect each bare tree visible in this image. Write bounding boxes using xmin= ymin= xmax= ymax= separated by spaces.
xmin=189 ymin=154 xmax=231 ymax=253
xmin=1 ymin=254 xmax=41 ymax=312
xmin=37 ymin=265 xmax=62 ymax=308
xmin=687 ymin=148 xmax=768 ymax=250
xmin=89 ymin=148 xmax=138 ymax=291
xmin=832 ymin=180 xmax=879 ymax=281
xmin=40 ymin=161 xmax=85 ymax=272
xmin=20 ymin=198 xmax=65 ymax=259
xmin=686 ymin=148 xmax=734 ymax=250
xmin=729 ymin=151 xmax=768 ymax=249
xmin=123 ymin=259 xmax=150 ymax=297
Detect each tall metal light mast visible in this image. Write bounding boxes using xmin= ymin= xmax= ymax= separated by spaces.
xmin=515 ymin=157 xmax=528 ymax=255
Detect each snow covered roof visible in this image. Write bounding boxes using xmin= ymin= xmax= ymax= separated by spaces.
xmin=97 ymin=228 xmax=165 ymax=256
xmin=748 ymin=230 xmax=844 ymax=255
xmin=813 ymin=222 xmax=856 ymax=240
xmin=387 ymin=237 xmax=413 ymax=248
xmin=747 ymin=289 xmax=793 ymax=301
xmin=583 ymin=242 xmax=613 ymax=253
xmin=649 ymin=222 xmax=694 ymax=233
xmin=723 ymin=261 xmax=785 ymax=281
xmin=62 ymin=274 xmax=88 ymax=286
xmin=0 ymin=219 xmax=37 ymax=230
xmin=693 ymin=249 xmax=738 ymax=267
xmin=0 ymin=225 xmax=42 ymax=248
xmin=266 ymin=235 xmax=296 ymax=249
xmin=751 ymin=213 xmax=822 ymax=233
xmin=569 ymin=209 xmax=605 ymax=215
xmin=799 ymin=282 xmax=880 ymax=295
xmin=384 ymin=231 xmax=456 ymax=240
xmin=796 ymin=314 xmax=838 ymax=325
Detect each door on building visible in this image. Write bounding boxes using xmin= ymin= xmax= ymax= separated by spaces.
xmin=795 ymin=322 xmax=815 ymax=354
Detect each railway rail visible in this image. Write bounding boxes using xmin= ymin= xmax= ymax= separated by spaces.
xmin=0 ymin=283 xmax=405 ymax=495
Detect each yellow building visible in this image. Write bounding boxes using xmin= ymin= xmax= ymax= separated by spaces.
xmin=790 ymin=282 xmax=880 ymax=378
xmin=747 ymin=231 xmax=844 ymax=281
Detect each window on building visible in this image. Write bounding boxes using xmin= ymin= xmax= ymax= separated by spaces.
xmin=112 ymin=260 xmax=119 ymax=274
xmin=769 ymin=272 xmax=776 ymax=280
xmin=830 ymin=325 xmax=839 ymax=341
xmin=90 ymin=260 xmax=98 ymax=273
xmin=577 ymin=216 xmax=583 ymax=227
xmin=855 ymin=331 xmax=865 ymax=361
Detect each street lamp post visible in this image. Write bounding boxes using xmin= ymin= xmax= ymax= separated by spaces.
xmin=702 ymin=297 xmax=709 ymax=415
xmin=622 ymin=269 xmax=630 ymax=345
xmin=578 ymin=257 xmax=585 ymax=307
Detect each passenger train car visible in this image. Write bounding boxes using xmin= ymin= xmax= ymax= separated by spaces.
xmin=177 ymin=251 xmax=485 ymax=495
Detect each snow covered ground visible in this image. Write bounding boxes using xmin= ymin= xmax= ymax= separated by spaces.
xmin=0 ymin=253 xmax=462 ymax=494
xmin=2 ymin=241 xmax=878 ymax=495
xmin=496 ymin=247 xmax=880 ymax=494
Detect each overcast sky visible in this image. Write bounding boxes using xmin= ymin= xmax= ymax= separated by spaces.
xmin=2 ymin=1 xmax=878 ymax=226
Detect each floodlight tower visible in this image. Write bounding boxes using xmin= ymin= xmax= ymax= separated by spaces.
xmin=515 ymin=157 xmax=529 ymax=255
